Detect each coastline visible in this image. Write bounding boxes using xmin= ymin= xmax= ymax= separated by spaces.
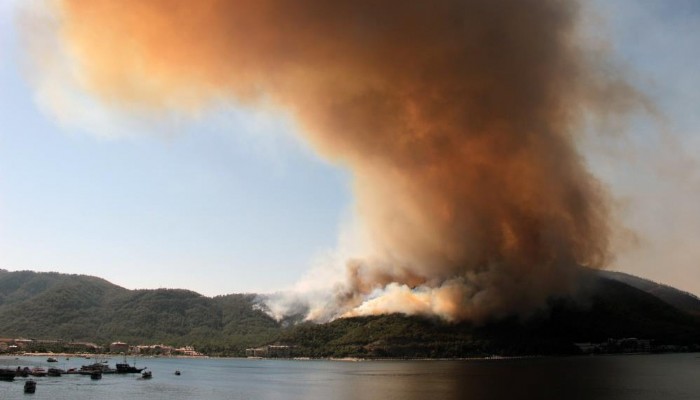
xmin=3 ymin=351 xmax=693 ymax=363
xmin=8 ymin=352 xmax=210 ymax=359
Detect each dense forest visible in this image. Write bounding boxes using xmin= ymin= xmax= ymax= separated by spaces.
xmin=1 ymin=269 xmax=699 ymax=357
xmin=0 ymin=270 xmax=278 ymax=355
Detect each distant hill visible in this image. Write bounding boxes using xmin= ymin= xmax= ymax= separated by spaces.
xmin=0 ymin=269 xmax=279 ymax=355
xmin=277 ymin=271 xmax=700 ymax=358
xmin=598 ymin=270 xmax=700 ymax=316
xmin=0 ymin=268 xmax=699 ymax=357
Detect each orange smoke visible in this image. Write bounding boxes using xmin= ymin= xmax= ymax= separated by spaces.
xmin=34 ymin=0 xmax=632 ymax=321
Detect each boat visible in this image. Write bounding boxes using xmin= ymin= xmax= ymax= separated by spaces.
xmin=116 ymin=355 xmax=145 ymax=373
xmin=47 ymin=368 xmax=63 ymax=377
xmin=117 ymin=363 xmax=145 ymax=373
xmin=0 ymin=369 xmax=15 ymax=382
xmin=141 ymin=370 xmax=152 ymax=379
xmin=30 ymin=367 xmax=47 ymax=377
xmin=47 ymin=357 xmax=58 ymax=362
xmin=90 ymin=370 xmax=102 ymax=380
xmin=174 ymin=370 xmax=181 ymax=376
xmin=79 ymin=363 xmax=115 ymax=375
xmin=24 ymin=380 xmax=36 ymax=393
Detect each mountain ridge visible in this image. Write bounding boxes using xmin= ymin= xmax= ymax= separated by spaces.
xmin=598 ymin=270 xmax=700 ymax=315
xmin=0 ymin=268 xmax=699 ymax=357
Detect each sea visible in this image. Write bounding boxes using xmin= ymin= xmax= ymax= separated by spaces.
xmin=1 ymin=353 xmax=699 ymax=399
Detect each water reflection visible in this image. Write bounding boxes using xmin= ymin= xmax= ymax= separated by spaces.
xmin=1 ymin=354 xmax=699 ymax=400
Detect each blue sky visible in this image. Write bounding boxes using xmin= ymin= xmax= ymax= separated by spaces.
xmin=1 ymin=1 xmax=700 ymax=296
xmin=0 ymin=2 xmax=351 ymax=295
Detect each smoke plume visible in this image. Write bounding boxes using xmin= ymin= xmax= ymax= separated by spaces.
xmin=29 ymin=0 xmax=636 ymax=321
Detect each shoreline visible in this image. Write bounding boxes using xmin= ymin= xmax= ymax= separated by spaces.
xmin=5 ymin=352 xmax=210 ymax=359
xmin=4 ymin=353 xmax=688 ymax=363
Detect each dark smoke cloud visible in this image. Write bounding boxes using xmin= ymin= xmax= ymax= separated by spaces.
xmin=30 ymin=0 xmax=638 ymax=321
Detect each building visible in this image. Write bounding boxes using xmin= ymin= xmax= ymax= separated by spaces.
xmin=174 ymin=346 xmax=203 ymax=357
xmin=66 ymin=341 xmax=101 ymax=352
xmin=134 ymin=344 xmax=174 ymax=355
xmin=109 ymin=341 xmax=129 ymax=353
xmin=245 ymin=345 xmax=291 ymax=358
xmin=0 ymin=338 xmax=14 ymax=352
xmin=575 ymin=338 xmax=654 ymax=354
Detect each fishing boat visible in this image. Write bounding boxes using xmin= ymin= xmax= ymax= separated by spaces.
xmin=24 ymin=380 xmax=36 ymax=393
xmin=116 ymin=355 xmax=144 ymax=373
xmin=79 ymin=362 xmax=115 ymax=375
xmin=0 ymin=369 xmax=15 ymax=381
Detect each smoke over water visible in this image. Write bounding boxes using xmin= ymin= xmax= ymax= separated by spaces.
xmin=30 ymin=0 xmax=635 ymax=322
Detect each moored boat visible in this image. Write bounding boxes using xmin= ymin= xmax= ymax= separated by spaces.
xmin=80 ymin=363 xmax=115 ymax=375
xmin=116 ymin=355 xmax=144 ymax=373
xmin=47 ymin=357 xmax=58 ymax=362
xmin=0 ymin=369 xmax=15 ymax=381
xmin=47 ymin=368 xmax=63 ymax=377
xmin=116 ymin=362 xmax=144 ymax=373
xmin=24 ymin=380 xmax=36 ymax=393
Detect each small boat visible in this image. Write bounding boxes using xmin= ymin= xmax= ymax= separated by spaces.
xmin=47 ymin=368 xmax=63 ymax=377
xmin=116 ymin=355 xmax=144 ymax=373
xmin=47 ymin=357 xmax=58 ymax=362
xmin=141 ymin=370 xmax=152 ymax=379
xmin=116 ymin=363 xmax=144 ymax=373
xmin=30 ymin=367 xmax=47 ymax=377
xmin=174 ymin=370 xmax=181 ymax=376
xmin=24 ymin=380 xmax=36 ymax=393
xmin=80 ymin=363 xmax=115 ymax=375
xmin=90 ymin=370 xmax=102 ymax=380
xmin=0 ymin=369 xmax=15 ymax=381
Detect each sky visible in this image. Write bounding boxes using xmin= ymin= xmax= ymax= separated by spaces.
xmin=1 ymin=0 xmax=699 ymax=297
xmin=0 ymin=1 xmax=351 ymax=295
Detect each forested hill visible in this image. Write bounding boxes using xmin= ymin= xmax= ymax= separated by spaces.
xmin=1 ymin=268 xmax=699 ymax=357
xmin=598 ymin=270 xmax=700 ymax=316
xmin=0 ymin=269 xmax=279 ymax=354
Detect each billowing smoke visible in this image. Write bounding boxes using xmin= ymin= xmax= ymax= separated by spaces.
xmin=27 ymin=0 xmax=636 ymax=322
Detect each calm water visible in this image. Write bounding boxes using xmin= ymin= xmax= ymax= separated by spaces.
xmin=1 ymin=353 xmax=699 ymax=399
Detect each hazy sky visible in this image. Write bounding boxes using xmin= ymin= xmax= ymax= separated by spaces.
xmin=1 ymin=0 xmax=699 ymax=297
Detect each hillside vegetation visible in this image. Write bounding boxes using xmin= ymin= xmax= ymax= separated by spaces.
xmin=0 ymin=270 xmax=278 ymax=355
xmin=1 ymin=269 xmax=699 ymax=357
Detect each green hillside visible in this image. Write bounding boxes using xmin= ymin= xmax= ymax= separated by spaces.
xmin=0 ymin=269 xmax=279 ymax=354
xmin=1 ymin=268 xmax=699 ymax=357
